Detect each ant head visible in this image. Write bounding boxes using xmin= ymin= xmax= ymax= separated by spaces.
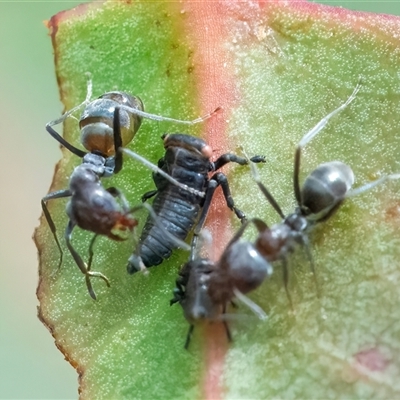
xmin=301 ymin=161 xmax=354 ymax=221
xmin=180 ymin=258 xmax=220 ymax=323
xmin=79 ymin=92 xmax=143 ymax=156
xmin=107 ymin=214 xmax=138 ymax=241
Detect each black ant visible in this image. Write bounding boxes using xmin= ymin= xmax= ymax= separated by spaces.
xmin=171 ymin=227 xmax=272 ymax=348
xmin=243 ymin=81 xmax=400 ymax=307
xmin=42 ymin=79 xmax=216 ymax=298
xmin=125 ymin=132 xmax=266 ymax=273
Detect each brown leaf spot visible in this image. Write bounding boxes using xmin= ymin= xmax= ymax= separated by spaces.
xmin=384 ymin=200 xmax=400 ymax=225
xmin=354 ymin=347 xmax=390 ymax=372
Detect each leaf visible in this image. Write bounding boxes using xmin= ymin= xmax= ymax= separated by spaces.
xmin=35 ymin=0 xmax=400 ymax=398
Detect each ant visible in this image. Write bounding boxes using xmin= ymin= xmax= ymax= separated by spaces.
xmin=242 ymin=81 xmax=400 ymax=307
xmin=171 ymin=227 xmax=272 ymax=349
xmin=42 ymin=79 xmax=217 ymax=298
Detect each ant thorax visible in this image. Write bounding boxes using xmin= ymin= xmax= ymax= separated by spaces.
xmin=68 ymin=165 xmax=101 ymax=192
xmin=283 ymin=212 xmax=308 ymax=232
xmin=80 ymin=153 xmax=110 ymax=177
xmin=255 ymin=213 xmax=307 ymax=263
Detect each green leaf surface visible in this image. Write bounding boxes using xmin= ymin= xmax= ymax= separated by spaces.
xmin=35 ymin=0 xmax=400 ymax=398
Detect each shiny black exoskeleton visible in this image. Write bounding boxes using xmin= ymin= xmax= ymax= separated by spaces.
xmin=127 ymin=134 xmax=265 ymax=273
xmin=42 ymin=89 xmax=142 ymax=299
xmin=171 ymin=224 xmax=272 ymax=348
xmin=42 ymin=80 xmax=213 ymax=298
xmin=247 ymin=81 xmax=400 ymax=306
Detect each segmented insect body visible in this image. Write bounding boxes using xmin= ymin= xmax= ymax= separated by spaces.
xmin=42 ymin=92 xmax=142 ymax=299
xmin=247 ymin=81 xmax=400 ymax=306
xmin=134 ymin=134 xmax=210 ymax=270
xmin=42 ymin=80 xmax=214 ymax=298
xmin=172 ymin=258 xmax=219 ymax=328
xmin=128 ymin=133 xmax=266 ymax=273
xmin=171 ymin=225 xmax=272 ymax=348
xmin=79 ymin=92 xmax=143 ymax=156
xmin=65 ymin=155 xmax=137 ymax=239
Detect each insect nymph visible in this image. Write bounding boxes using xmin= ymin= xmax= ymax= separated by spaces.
xmin=127 ymin=133 xmax=266 ymax=273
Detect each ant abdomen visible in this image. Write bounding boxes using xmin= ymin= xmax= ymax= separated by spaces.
xmin=79 ymin=92 xmax=144 ymax=156
xmin=220 ymin=241 xmax=273 ymax=295
xmin=301 ymin=161 xmax=354 ymax=219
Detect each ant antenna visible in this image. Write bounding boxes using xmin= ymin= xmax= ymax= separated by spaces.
xmin=240 ymin=146 xmax=285 ymax=219
xmin=46 ymin=76 xmax=93 ymax=157
xmin=190 ymin=229 xmax=213 ymax=262
xmin=294 ymin=79 xmax=362 ymax=205
xmin=298 ymin=80 xmax=362 ymax=149
xmin=121 ymin=148 xmax=206 ymax=198
xmin=346 ymin=173 xmax=400 ymax=198
xmin=118 ymin=105 xmax=222 ymax=126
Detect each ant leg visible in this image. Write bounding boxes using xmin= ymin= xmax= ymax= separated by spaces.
xmin=300 ymin=235 xmax=320 ymax=298
xmin=119 ymin=104 xmax=222 ymax=126
xmin=190 ymin=229 xmax=213 ymax=261
xmin=212 ymin=153 xmax=266 ymax=171
xmin=87 ymin=234 xmax=99 ymax=271
xmin=232 ymin=288 xmax=268 ymax=320
xmin=121 ymin=147 xmax=205 ymax=198
xmin=222 ymin=304 xmax=233 ymax=342
xmin=223 ymin=321 xmax=232 ymax=342
xmin=184 ymin=325 xmax=195 ymax=349
xmin=41 ymin=189 xmax=72 ymax=270
xmin=190 ymin=235 xmax=199 ymax=262
xmin=65 ymin=220 xmax=110 ymax=300
xmin=45 ymin=77 xmax=93 ymax=158
xmin=191 ymin=182 xmax=266 ymax=260
xmin=106 ymin=187 xmax=130 ymax=213
xmin=294 ymin=80 xmax=362 ymax=205
xmin=112 ymin=107 xmax=124 ymax=174
xmin=241 ymin=149 xmax=285 ymax=219
xmin=281 ymin=257 xmax=294 ymax=310
xmin=346 ymin=173 xmax=400 ymax=198
xmin=224 ymin=217 xmax=269 ymax=250
xmin=141 ymin=190 xmax=158 ymax=203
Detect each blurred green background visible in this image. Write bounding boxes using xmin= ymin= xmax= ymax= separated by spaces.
xmin=0 ymin=1 xmax=399 ymax=399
